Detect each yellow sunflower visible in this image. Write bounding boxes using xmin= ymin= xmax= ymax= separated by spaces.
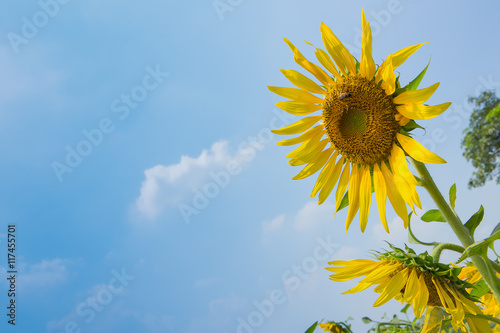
xmin=318 ymin=322 xmax=347 ymax=333
xmin=459 ymin=264 xmax=500 ymax=331
xmin=269 ymin=9 xmax=450 ymax=232
xmin=326 ymin=245 xmax=492 ymax=332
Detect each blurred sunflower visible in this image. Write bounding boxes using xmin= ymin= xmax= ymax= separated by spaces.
xmin=268 ymin=9 xmax=450 ymax=232
xmin=326 ymin=245 xmax=492 ymax=332
xmin=459 ymin=264 xmax=500 ymax=331
xmin=318 ymin=322 xmax=348 ymax=333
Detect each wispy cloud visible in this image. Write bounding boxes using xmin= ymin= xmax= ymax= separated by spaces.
xmin=262 ymin=214 xmax=285 ymax=234
xmin=294 ymin=201 xmax=335 ymax=231
xmin=17 ymin=258 xmax=70 ymax=291
xmin=135 ymin=140 xmax=242 ymax=219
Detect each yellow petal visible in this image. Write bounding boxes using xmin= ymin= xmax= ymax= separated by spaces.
xmin=390 ymin=42 xmax=427 ymax=69
xmin=344 ymin=281 xmax=372 ymax=294
xmin=397 ymin=133 xmax=446 ymax=164
xmin=467 ymin=317 xmax=494 ymax=333
xmin=313 ymin=155 xmax=344 ymax=202
xmin=284 ymin=38 xmax=335 ymax=87
xmin=275 ymin=101 xmax=323 ymax=115
xmin=393 ymin=82 xmax=440 ymax=104
xmin=403 ymin=269 xmax=419 ymax=303
xmin=277 ymin=125 xmax=324 ymax=146
xmin=413 ymin=274 xmax=429 ymax=318
xmin=421 ymin=307 xmax=446 ymax=333
xmin=314 ymin=48 xmax=341 ymax=79
xmin=432 ymin=278 xmax=456 ymax=312
xmin=358 ymin=166 xmax=372 ymax=232
xmin=361 ymin=263 xmax=399 ymax=284
xmin=268 ymin=86 xmax=325 ymax=103
xmin=389 ymin=144 xmax=418 ymax=185
xmin=396 ymin=102 xmax=451 ymax=120
xmin=327 ymin=259 xmax=378 ymax=269
xmin=279 ymin=69 xmax=326 ymax=94
xmin=360 ymin=9 xmax=375 ymax=79
xmin=320 ymin=22 xmax=356 ymax=75
xmin=334 ymin=163 xmax=350 ymax=216
xmin=392 ymin=173 xmax=416 ymax=213
xmin=286 ymin=133 xmax=323 ymax=158
xmin=310 ymin=153 xmax=337 ymax=197
xmin=380 ymin=163 xmax=408 ymax=225
xmin=345 ymin=165 xmax=361 ymax=231
xmin=373 ymin=269 xmax=406 ymax=307
xmin=292 ymin=147 xmax=334 ymax=180
xmin=376 ymin=54 xmax=395 ymax=95
xmin=288 ymin=139 xmax=329 ymax=166
xmin=271 ymin=115 xmax=323 ymax=135
xmin=373 ymin=164 xmax=389 ymax=233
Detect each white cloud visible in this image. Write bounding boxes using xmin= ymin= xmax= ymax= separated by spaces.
xmin=262 ymin=214 xmax=285 ymax=234
xmin=135 ymin=140 xmax=245 ymax=219
xmin=18 ymin=258 xmax=70 ymax=291
xmin=294 ymin=201 xmax=335 ymax=231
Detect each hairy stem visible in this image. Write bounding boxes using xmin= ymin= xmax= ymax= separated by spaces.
xmin=410 ymin=158 xmax=500 ymax=303
xmin=430 ymin=243 xmax=465 ymax=262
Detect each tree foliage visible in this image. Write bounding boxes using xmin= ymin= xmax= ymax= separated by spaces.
xmin=462 ymin=90 xmax=500 ymax=188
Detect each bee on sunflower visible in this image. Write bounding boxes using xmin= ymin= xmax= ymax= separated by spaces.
xmin=269 ymin=9 xmax=450 ymax=232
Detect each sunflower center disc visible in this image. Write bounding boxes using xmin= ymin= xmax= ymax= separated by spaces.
xmin=322 ymin=75 xmax=400 ymax=165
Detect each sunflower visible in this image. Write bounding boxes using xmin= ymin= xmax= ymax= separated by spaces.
xmin=268 ymin=10 xmax=450 ymax=232
xmin=459 ymin=263 xmax=500 ymax=331
xmin=326 ymin=245 xmax=492 ymax=332
xmin=318 ymin=322 xmax=348 ymax=333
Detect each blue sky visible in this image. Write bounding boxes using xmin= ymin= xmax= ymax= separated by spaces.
xmin=1 ymin=0 xmax=500 ymax=332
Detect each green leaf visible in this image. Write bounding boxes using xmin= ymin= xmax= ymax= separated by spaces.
xmin=406 ymin=59 xmax=430 ymax=91
xmin=490 ymin=222 xmax=500 ymax=237
xmin=469 ymin=280 xmax=490 ymax=299
xmin=457 ymin=230 xmax=500 ymax=263
xmin=304 ymin=321 xmax=318 ymax=333
xmin=362 ymin=317 xmax=373 ymax=324
xmin=449 ymin=183 xmax=457 ymax=210
xmin=421 ymin=209 xmax=446 ymax=222
xmin=336 ymin=191 xmax=349 ymax=212
xmin=464 ymin=205 xmax=484 ymax=238
xmin=490 ymin=223 xmax=500 ymax=252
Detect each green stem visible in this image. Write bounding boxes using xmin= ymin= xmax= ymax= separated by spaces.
xmin=410 ymin=158 xmax=500 ymax=303
xmin=490 ymin=260 xmax=500 ymax=274
xmin=430 ymin=243 xmax=465 ymax=262
xmin=408 ymin=215 xmax=438 ymax=246
xmin=465 ymin=313 xmax=500 ymax=326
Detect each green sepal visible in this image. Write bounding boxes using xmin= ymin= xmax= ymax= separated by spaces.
xmin=406 ymin=59 xmax=431 ymax=91
xmin=402 ymin=119 xmax=425 ymax=133
xmin=421 ymin=209 xmax=446 ymax=223
xmin=400 ymin=304 xmax=411 ymax=314
xmin=304 ymin=321 xmax=318 ymax=333
xmin=354 ymin=57 xmax=360 ymax=75
xmin=336 ymin=191 xmax=349 ymax=212
xmin=464 ymin=205 xmax=484 ymax=239
xmin=449 ymin=184 xmax=457 ymax=210
xmin=362 ymin=317 xmax=372 ymax=324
